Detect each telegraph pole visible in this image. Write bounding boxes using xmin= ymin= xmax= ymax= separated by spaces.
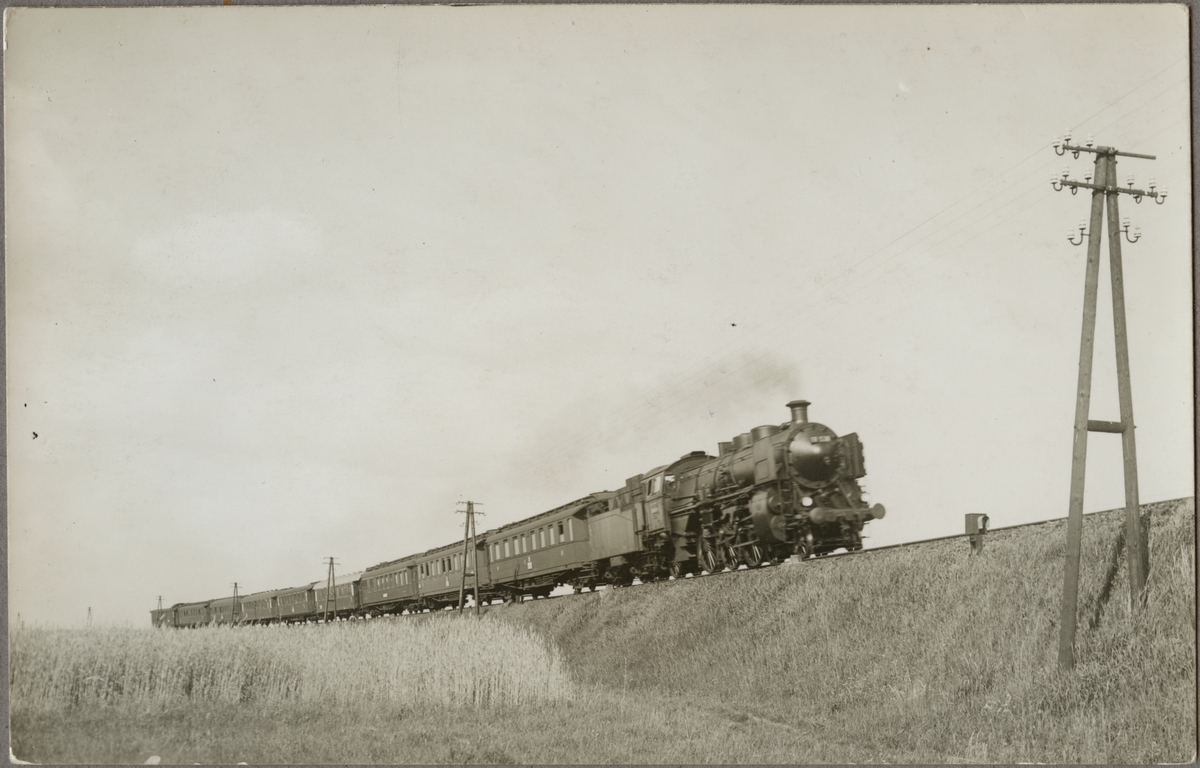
xmin=231 ymin=582 xmax=241 ymax=625
xmin=1051 ymin=132 xmax=1165 ymax=671
xmin=322 ymin=557 xmax=338 ymax=622
xmin=456 ymin=501 xmax=485 ymax=615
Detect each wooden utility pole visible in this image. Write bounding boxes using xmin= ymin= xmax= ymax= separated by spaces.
xmin=1051 ymin=134 xmax=1164 ymax=671
xmin=457 ymin=501 xmax=484 ymax=615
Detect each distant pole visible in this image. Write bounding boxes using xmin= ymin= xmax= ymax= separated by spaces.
xmin=471 ymin=505 xmax=481 ymax=616
xmin=457 ymin=501 xmax=485 ymax=615
xmin=87 ymin=607 xmax=92 ymax=626
xmin=231 ymin=582 xmax=241 ymax=625
xmin=1051 ymin=133 xmax=1163 ymax=671
xmin=323 ymin=557 xmax=337 ymax=621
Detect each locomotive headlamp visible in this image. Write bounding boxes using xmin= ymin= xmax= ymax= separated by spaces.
xmin=801 ymin=496 xmax=813 ymax=507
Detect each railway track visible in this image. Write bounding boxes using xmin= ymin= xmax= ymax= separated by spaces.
xmin=239 ymin=501 xmax=1172 ymax=625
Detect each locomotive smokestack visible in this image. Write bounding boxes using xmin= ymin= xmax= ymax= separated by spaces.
xmin=787 ymin=400 xmax=811 ymax=425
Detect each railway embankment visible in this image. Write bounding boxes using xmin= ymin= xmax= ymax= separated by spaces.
xmin=491 ymin=497 xmax=1195 ymax=763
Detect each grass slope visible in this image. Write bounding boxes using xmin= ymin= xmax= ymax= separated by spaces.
xmin=488 ymin=497 xmax=1196 ymax=763
xmin=11 ymin=499 xmax=1195 ymax=764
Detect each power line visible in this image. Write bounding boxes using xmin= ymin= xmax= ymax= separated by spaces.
xmin=522 ymin=80 xmax=1187 ymax=466
xmin=599 ymin=63 xmax=1185 ymax=414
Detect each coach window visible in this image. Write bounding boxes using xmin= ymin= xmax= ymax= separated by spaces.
xmin=540 ymin=529 xmax=547 ymax=548
xmin=569 ymin=519 xmax=575 ymax=541
xmin=504 ymin=540 xmax=511 ymax=558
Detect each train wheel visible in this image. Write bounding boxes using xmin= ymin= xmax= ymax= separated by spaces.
xmin=749 ymin=544 xmax=764 ymax=567
xmin=669 ymin=561 xmax=681 ymax=579
xmin=794 ymin=540 xmax=812 ymax=561
xmin=702 ymin=548 xmax=718 ymax=573
xmin=723 ymin=545 xmax=740 ymax=569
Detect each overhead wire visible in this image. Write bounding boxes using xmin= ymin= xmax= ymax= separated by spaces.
xmin=511 ymin=59 xmax=1189 ymax=476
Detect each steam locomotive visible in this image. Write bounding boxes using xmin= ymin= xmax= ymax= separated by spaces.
xmin=152 ymin=400 xmax=884 ymax=627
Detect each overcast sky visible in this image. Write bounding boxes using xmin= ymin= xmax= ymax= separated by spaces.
xmin=7 ymin=4 xmax=1192 ymax=627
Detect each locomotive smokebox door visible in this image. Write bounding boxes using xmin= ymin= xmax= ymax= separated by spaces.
xmin=965 ymin=513 xmax=989 ymax=554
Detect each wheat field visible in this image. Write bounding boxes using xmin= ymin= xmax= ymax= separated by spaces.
xmin=11 ymin=614 xmax=574 ymax=712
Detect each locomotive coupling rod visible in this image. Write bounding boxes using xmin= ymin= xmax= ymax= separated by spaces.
xmin=1086 ymin=419 xmax=1127 ymax=434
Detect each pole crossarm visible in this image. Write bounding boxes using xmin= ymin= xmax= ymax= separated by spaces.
xmin=1055 ymin=179 xmax=1164 ymax=199
xmin=1056 ymin=142 xmax=1156 ymax=160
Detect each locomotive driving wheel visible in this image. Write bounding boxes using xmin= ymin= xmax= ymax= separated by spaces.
xmin=722 ymin=544 xmax=740 ymax=570
xmin=749 ymin=543 xmax=764 ymax=567
xmin=669 ymin=561 xmax=682 ymax=579
xmin=702 ymin=547 xmax=718 ymax=573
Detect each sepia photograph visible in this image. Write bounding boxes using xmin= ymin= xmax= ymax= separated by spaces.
xmin=5 ymin=3 xmax=1195 ymax=764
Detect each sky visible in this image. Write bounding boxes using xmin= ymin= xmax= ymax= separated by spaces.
xmin=6 ymin=4 xmax=1192 ymax=627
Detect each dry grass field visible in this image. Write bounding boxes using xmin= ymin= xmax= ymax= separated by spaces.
xmin=11 ymin=498 xmax=1195 ymax=764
